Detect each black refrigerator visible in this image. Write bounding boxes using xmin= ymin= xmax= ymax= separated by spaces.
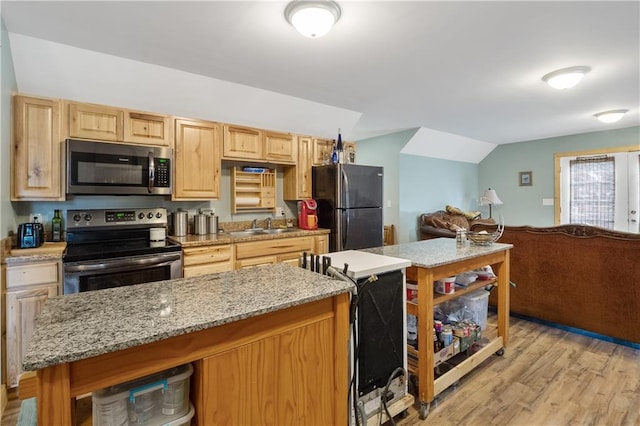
xmin=313 ymin=164 xmax=383 ymax=252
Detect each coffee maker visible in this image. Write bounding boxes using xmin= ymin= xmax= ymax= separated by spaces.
xmin=298 ymin=199 xmax=318 ymax=230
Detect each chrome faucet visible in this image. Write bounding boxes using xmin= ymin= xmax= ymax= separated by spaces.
xmin=250 ymin=219 xmax=258 ymax=229
xmin=265 ymin=217 xmax=273 ymax=229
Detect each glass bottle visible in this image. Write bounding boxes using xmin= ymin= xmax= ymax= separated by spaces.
xmin=336 ymin=129 xmax=344 ymax=164
xmin=331 ymin=141 xmax=338 ymax=164
xmin=52 ymin=209 xmax=63 ymax=242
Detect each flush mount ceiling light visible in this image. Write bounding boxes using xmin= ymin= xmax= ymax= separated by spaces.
xmin=285 ymin=0 xmax=341 ymax=38
xmin=594 ymin=109 xmax=629 ymax=123
xmin=542 ymin=66 xmax=591 ymax=90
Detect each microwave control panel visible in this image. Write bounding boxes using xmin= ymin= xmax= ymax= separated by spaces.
xmin=155 ymin=158 xmax=170 ymax=187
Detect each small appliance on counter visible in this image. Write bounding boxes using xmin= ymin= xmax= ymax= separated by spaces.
xmin=18 ymin=222 xmax=45 ymax=249
xmin=298 ymin=199 xmax=318 ymax=230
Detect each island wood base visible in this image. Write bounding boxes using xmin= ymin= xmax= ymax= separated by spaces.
xmin=26 ymin=294 xmax=350 ymax=425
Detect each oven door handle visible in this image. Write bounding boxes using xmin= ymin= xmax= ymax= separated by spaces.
xmin=64 ymin=252 xmax=181 ymax=273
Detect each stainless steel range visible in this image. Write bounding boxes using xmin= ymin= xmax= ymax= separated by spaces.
xmin=63 ymin=208 xmax=182 ymax=294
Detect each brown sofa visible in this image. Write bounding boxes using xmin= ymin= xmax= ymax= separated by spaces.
xmin=419 ymin=210 xmax=495 ymax=240
xmin=489 ymin=224 xmax=640 ymax=345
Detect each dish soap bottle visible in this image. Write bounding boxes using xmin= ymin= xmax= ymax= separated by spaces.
xmin=52 ymin=209 xmax=63 ymax=242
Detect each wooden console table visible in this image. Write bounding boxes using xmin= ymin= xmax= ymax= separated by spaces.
xmin=366 ymin=238 xmax=511 ymax=418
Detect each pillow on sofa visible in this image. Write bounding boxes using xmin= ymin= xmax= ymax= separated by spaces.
xmin=446 ymin=205 xmax=481 ymax=221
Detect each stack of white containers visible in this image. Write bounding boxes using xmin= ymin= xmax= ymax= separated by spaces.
xmin=92 ymin=363 xmax=194 ymax=426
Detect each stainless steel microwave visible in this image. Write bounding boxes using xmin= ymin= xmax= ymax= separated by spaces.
xmin=66 ymin=139 xmax=172 ymax=195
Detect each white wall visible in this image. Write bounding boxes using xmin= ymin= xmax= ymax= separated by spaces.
xmin=9 ymin=33 xmax=361 ymax=142
xmin=1 ymin=18 xmax=17 ymax=238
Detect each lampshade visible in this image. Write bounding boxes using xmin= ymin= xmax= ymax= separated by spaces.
xmin=480 ymin=188 xmax=503 ymax=206
xmin=285 ymin=0 xmax=341 ymax=38
xmin=542 ymin=66 xmax=591 ymax=90
xmin=594 ymin=109 xmax=628 ymax=124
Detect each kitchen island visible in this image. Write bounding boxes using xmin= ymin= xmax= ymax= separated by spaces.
xmin=365 ymin=238 xmax=512 ymax=418
xmin=22 ymin=263 xmax=353 ymax=425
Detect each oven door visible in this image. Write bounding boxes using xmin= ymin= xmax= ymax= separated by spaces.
xmin=63 ymin=251 xmax=182 ymax=294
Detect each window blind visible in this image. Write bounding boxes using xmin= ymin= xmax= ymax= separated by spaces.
xmin=569 ymin=156 xmax=615 ymax=229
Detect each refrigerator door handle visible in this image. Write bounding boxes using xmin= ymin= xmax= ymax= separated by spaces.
xmin=342 ymin=166 xmax=350 ymax=208
xmin=343 ymin=210 xmax=349 ymax=250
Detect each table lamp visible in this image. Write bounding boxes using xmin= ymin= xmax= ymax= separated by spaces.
xmin=479 ymin=188 xmax=503 ymax=219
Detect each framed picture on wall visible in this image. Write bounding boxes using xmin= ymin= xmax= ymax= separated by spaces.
xmin=519 ymin=171 xmax=532 ymax=186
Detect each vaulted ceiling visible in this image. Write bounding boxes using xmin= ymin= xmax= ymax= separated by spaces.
xmin=2 ymin=1 xmax=638 ymax=158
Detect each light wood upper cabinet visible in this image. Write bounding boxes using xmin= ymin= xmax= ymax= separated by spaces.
xmin=312 ymin=137 xmax=334 ymax=166
xmin=283 ymin=136 xmax=312 ymax=200
xmin=223 ymin=126 xmax=297 ymax=165
xmin=68 ymin=101 xmax=172 ymax=146
xmin=12 ymin=95 xmax=63 ymax=201
xmin=223 ymin=124 xmax=263 ymax=160
xmin=264 ymin=131 xmax=297 ymax=164
xmin=68 ymin=102 xmax=123 ymax=141
xmin=124 ymin=111 xmax=172 ymax=146
xmin=173 ymin=118 xmax=222 ymax=200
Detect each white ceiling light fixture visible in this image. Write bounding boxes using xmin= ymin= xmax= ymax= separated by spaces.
xmin=542 ymin=66 xmax=591 ymax=90
xmin=594 ymin=109 xmax=629 ymax=123
xmin=285 ymin=0 xmax=341 ymax=38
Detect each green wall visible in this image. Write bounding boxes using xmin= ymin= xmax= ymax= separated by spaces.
xmin=479 ymin=126 xmax=640 ymax=226
xmin=358 ymin=129 xmax=480 ymax=243
xmin=358 ymin=125 xmax=639 ymax=242
xmin=356 ymin=128 xmax=417 ymax=233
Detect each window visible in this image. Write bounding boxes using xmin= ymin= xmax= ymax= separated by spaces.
xmin=557 ymin=148 xmax=639 ymax=233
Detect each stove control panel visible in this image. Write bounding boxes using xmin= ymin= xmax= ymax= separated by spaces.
xmin=66 ymin=208 xmax=167 ymax=229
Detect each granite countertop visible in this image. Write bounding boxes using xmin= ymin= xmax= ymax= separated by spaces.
xmin=23 ymin=263 xmax=353 ymax=371
xmin=4 ymin=242 xmax=67 ymax=265
xmin=171 ymin=227 xmax=330 ymax=248
xmin=363 ymin=238 xmax=513 ymax=269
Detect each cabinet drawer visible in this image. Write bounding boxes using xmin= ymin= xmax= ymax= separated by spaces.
xmin=184 ymin=262 xmax=234 ymax=278
xmin=235 ymin=255 xmax=278 ymax=269
xmin=235 ymin=236 xmax=314 ymax=260
xmin=6 ymin=262 xmax=60 ymax=289
xmin=183 ymin=245 xmax=233 ymax=267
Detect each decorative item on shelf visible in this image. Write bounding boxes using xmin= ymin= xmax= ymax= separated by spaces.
xmin=336 ymin=128 xmax=344 ymax=164
xmin=331 ymin=140 xmax=338 ymax=164
xmin=479 ymin=188 xmax=503 ymax=218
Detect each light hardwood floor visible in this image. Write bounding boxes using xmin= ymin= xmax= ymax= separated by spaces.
xmin=2 ymin=316 xmax=639 ymax=426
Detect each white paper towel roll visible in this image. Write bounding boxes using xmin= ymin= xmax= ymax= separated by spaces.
xmin=236 ymin=197 xmax=260 ymax=206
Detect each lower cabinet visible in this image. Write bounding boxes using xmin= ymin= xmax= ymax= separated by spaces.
xmin=183 ymin=245 xmax=234 ymax=278
xmin=235 ymin=236 xmax=315 ymax=270
xmin=182 ymin=234 xmax=330 ymax=274
xmin=193 ymin=299 xmax=341 ymax=425
xmin=5 ymin=260 xmax=61 ymax=388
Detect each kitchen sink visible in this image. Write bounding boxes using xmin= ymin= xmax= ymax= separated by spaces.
xmin=262 ymin=228 xmax=298 ymax=234
xmin=228 ymin=229 xmax=265 ymax=237
xmin=228 ymin=228 xmax=299 ymax=237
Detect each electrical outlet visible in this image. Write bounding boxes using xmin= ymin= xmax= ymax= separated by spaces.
xmin=30 ymin=213 xmax=43 ymax=223
xmin=276 ymin=207 xmax=284 ymax=217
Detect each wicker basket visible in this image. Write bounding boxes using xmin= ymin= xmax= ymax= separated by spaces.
xmin=467 ymin=221 xmax=504 ymax=245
